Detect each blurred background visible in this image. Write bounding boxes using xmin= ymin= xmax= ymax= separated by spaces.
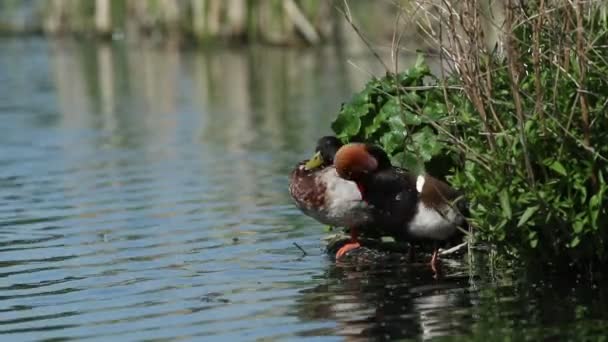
xmin=0 ymin=0 xmax=424 ymax=46
xmin=0 ymin=0 xmax=434 ymax=152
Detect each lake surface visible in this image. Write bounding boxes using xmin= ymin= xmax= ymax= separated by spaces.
xmin=1 ymin=38 xmax=608 ymax=341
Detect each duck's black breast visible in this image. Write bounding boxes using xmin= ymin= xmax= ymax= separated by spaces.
xmin=363 ymin=168 xmax=419 ymax=238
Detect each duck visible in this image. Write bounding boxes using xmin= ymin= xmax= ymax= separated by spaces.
xmin=333 ymin=142 xmax=468 ymax=271
xmin=289 ymin=137 xmax=374 ymax=258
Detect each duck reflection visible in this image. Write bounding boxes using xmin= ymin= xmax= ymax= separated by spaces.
xmin=295 ymin=257 xmax=474 ymax=340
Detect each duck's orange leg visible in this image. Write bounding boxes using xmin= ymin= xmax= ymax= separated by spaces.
xmin=335 ymin=228 xmax=360 ymax=259
xmin=430 ymin=247 xmax=440 ymax=274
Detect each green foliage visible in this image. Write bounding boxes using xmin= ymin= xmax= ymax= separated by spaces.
xmin=331 ymin=5 xmax=608 ymax=270
xmin=332 ymin=54 xmax=459 ymax=175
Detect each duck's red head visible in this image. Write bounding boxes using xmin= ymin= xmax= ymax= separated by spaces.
xmin=334 ymin=143 xmax=380 ymax=181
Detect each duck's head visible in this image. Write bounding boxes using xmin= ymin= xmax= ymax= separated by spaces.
xmin=304 ymin=136 xmax=343 ymax=170
xmin=334 ymin=143 xmax=392 ymax=181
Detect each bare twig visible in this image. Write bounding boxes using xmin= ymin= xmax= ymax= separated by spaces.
xmin=441 ymin=0 xmax=497 ymax=151
xmin=293 ymin=242 xmax=308 ymax=256
xmin=439 ymin=241 xmax=468 ymax=256
xmin=533 ymin=0 xmax=546 ymax=127
xmin=574 ymin=0 xmax=598 ymax=190
xmin=390 ymin=4 xmax=405 ymax=75
xmin=337 ymin=0 xmax=391 ymax=73
xmin=505 ymin=0 xmax=535 ymax=185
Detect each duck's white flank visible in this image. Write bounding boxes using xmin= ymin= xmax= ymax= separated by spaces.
xmin=303 ymin=168 xmax=371 ymax=227
xmin=407 ymin=202 xmax=460 ymax=240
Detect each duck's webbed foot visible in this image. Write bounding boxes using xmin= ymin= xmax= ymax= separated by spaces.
xmin=335 ymin=241 xmax=361 ymax=259
xmin=335 ymin=227 xmax=361 ymax=260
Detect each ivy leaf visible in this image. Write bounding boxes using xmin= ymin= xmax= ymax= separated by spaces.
xmin=401 ymin=91 xmax=422 ymax=104
xmin=332 ymin=114 xmax=361 ymax=139
xmin=404 ymin=111 xmax=422 ymax=126
xmin=411 ymin=52 xmax=431 ymax=78
xmin=365 ymin=109 xmax=389 ymax=138
xmin=395 ymin=151 xmax=423 ymax=173
xmin=412 ymin=127 xmax=442 ymax=161
xmin=380 ymin=97 xmax=400 ymax=116
xmin=422 ymin=102 xmax=447 ymax=121
xmin=380 ymin=130 xmax=405 ymax=155
xmin=387 ymin=115 xmax=406 ymax=131
xmin=362 ymin=97 xmax=401 ymax=138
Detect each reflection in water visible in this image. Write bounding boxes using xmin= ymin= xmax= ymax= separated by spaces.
xmin=1 ymin=38 xmax=608 ymax=340
xmin=294 ymin=259 xmax=608 ymax=341
xmin=295 ymin=260 xmax=473 ymax=340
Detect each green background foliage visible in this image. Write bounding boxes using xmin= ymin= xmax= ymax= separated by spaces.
xmin=331 ymin=7 xmax=608 ymax=270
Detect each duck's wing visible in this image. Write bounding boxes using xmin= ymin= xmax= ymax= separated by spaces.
xmin=418 ymin=175 xmax=470 ymax=230
xmin=419 ymin=176 xmax=465 ymax=207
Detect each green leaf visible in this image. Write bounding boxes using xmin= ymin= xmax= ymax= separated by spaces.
xmin=411 ymin=52 xmax=431 ymax=78
xmin=499 ymin=189 xmax=512 ymax=219
xmin=401 ymin=91 xmax=422 ymax=104
xmin=411 ymin=127 xmax=437 ymax=150
xmin=379 ymin=130 xmax=405 ymax=155
xmin=573 ymin=220 xmax=585 ymax=233
xmin=590 ymin=191 xmax=603 ymax=209
xmin=570 ymin=236 xmax=581 ymax=248
xmin=362 ymin=97 xmax=402 ymax=138
xmin=548 ymin=161 xmax=567 ymax=176
xmin=405 ymin=153 xmax=424 ymax=173
xmin=422 ymin=102 xmax=447 ymax=121
xmin=528 ymin=231 xmax=538 ymax=248
xmin=364 ymin=110 xmax=388 ymax=138
xmin=380 ymin=97 xmax=400 ymax=116
xmin=331 ymin=114 xmax=361 ymax=138
xmin=403 ymin=111 xmax=422 ymax=126
xmin=415 ymin=51 xmax=425 ymax=69
xmin=517 ymin=205 xmax=540 ymax=227
xmin=530 ymin=238 xmax=539 ymax=248
xmin=387 ymin=115 xmax=406 ymax=131
xmin=380 ymin=236 xmax=396 ymax=243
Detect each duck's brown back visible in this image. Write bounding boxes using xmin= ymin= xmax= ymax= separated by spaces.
xmin=289 ymin=161 xmax=327 ymax=211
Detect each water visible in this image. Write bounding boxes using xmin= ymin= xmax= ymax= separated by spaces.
xmin=1 ymin=38 xmax=607 ymax=341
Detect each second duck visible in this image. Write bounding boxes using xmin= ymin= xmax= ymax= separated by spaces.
xmin=333 ymin=143 xmax=469 ymax=270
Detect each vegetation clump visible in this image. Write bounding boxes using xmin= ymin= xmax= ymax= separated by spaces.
xmin=332 ymin=1 xmax=608 ymax=271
